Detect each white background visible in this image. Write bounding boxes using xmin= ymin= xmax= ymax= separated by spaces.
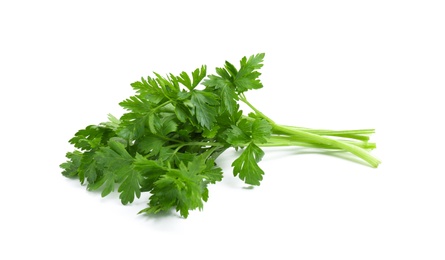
xmin=1 ymin=0 xmax=444 ymax=259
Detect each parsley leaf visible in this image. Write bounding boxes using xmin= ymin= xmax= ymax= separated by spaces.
xmin=232 ymin=143 xmax=265 ymax=186
xmin=94 ymin=140 xmax=141 ymax=203
xmin=60 ymin=151 xmax=82 ymax=177
xmin=190 ymin=91 xmax=219 ymax=129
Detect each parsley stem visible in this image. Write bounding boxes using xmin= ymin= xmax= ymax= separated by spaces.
xmin=286 ymin=127 xmax=375 ymax=135
xmin=263 ymin=136 xmax=376 ymax=149
xmin=271 ymin=124 xmax=380 ymax=167
xmin=242 ymin=115 xmax=373 ymax=141
xmin=181 ymin=141 xmax=224 ymax=147
xmin=151 ymin=100 xmax=173 ymax=113
xmin=238 ymin=96 xmax=379 ymax=167
xmin=281 ymin=126 xmax=374 ymax=141
xmin=168 ymin=141 xmax=224 ymax=149
xmin=239 ymin=93 xmax=275 ymax=124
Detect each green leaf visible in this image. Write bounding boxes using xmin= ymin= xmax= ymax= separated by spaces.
xmin=69 ymin=125 xmax=115 ymax=150
xmin=118 ymin=113 xmax=149 ymax=140
xmin=202 ymin=158 xmax=223 ymax=184
xmin=190 ymin=91 xmax=219 ymax=129
xmin=154 ymin=72 xmax=180 ymax=98
xmin=251 ymin=118 xmax=272 ymax=144
xmin=135 ymin=134 xmax=166 ymax=155
xmin=202 ymin=125 xmax=220 ymax=138
xmin=187 ymin=154 xmax=207 ymax=175
xmin=178 ymin=65 xmax=207 ymax=90
xmin=140 ymin=155 xmax=213 ymax=218
xmin=234 ymin=72 xmax=262 ymax=91
xmin=232 ymin=143 xmax=265 ymax=186
xmin=94 ymin=140 xmax=141 ymax=204
xmin=216 ymin=104 xmax=243 ymax=128
xmin=99 ymin=170 xmax=115 ymax=197
xmin=87 ymin=167 xmax=115 ymax=197
xmin=238 ymin=53 xmax=265 ymax=77
xmin=191 ymin=65 xmax=207 ymax=89
xmin=219 ymin=83 xmax=239 ymax=114
xmin=178 ymin=71 xmax=192 ymax=90
xmin=119 ymin=95 xmax=152 ymax=113
xmin=130 ymin=77 xmax=167 ymax=106
xmin=224 ymin=118 xmax=252 ymax=146
xmin=224 ymin=117 xmax=270 ymax=146
xmin=118 ymin=169 xmax=142 ymax=205
xmin=147 ymin=113 xmax=158 ymax=134
xmin=199 ymin=158 xmax=223 ymax=202
xmin=100 ymin=114 xmax=121 ymax=130
xmin=216 ymin=66 xmax=232 ymax=80
xmin=224 ymin=125 xmax=250 ymax=146
xmin=174 ymin=103 xmax=189 ymax=122
xmin=138 ymin=174 xmax=179 ymax=215
xmin=203 ymin=74 xmax=230 ymax=88
xmin=224 ymin=61 xmax=238 ymax=77
xmin=202 ymin=73 xmax=238 ymax=114
xmin=130 ymin=81 xmax=146 ymax=93
xmin=60 ymin=151 xmax=82 ymax=177
xmin=133 ymin=154 xmax=166 ymax=192
xmin=158 ymin=147 xmax=175 ymax=162
xmin=141 ymin=166 xmax=204 ymax=218
xmin=157 ymin=114 xmax=178 ymax=136
xmin=78 ymin=150 xmax=99 ymax=184
xmin=234 ymin=53 xmax=265 ymax=92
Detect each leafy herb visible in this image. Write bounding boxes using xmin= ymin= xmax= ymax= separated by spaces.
xmin=60 ymin=53 xmax=380 ymax=218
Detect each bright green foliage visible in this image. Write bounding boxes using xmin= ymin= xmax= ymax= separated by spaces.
xmin=61 ymin=53 xmax=380 ymax=218
xmin=232 ymin=143 xmax=265 ymax=186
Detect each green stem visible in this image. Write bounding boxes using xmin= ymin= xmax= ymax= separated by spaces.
xmin=167 ymin=141 xmax=224 ymax=151
xmin=239 ymin=93 xmax=275 ymax=124
xmin=280 ymin=126 xmax=374 ymax=141
xmin=239 ymin=95 xmax=380 ymax=167
xmin=181 ymin=141 xmax=224 ymax=147
xmin=263 ymin=136 xmax=376 ymax=150
xmin=271 ymin=124 xmax=380 ymax=167
xmin=287 ymin=126 xmax=375 ymax=135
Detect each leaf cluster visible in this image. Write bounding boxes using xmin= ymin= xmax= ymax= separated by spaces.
xmin=61 ymin=54 xmax=272 ymax=218
xmin=61 ymin=53 xmax=380 ymax=218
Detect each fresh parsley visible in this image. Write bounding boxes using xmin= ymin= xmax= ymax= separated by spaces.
xmin=60 ymin=53 xmax=380 ymax=218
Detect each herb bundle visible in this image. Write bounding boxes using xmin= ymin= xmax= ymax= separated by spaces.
xmin=61 ymin=53 xmax=379 ymax=218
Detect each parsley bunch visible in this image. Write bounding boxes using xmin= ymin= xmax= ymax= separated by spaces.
xmin=61 ymin=53 xmax=380 ymax=218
